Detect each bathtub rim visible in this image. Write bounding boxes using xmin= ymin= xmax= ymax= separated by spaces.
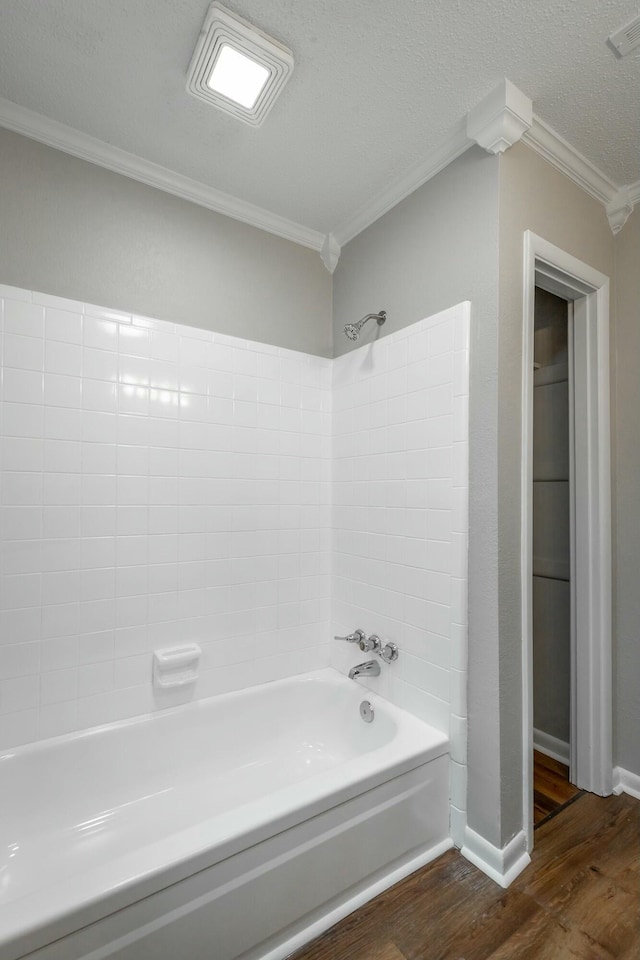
xmin=0 ymin=666 xmax=438 ymax=762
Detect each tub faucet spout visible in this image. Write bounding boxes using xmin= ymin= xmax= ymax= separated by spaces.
xmin=348 ymin=660 xmax=381 ymax=680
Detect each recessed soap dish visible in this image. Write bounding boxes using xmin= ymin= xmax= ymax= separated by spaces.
xmin=153 ymin=644 xmax=201 ymax=689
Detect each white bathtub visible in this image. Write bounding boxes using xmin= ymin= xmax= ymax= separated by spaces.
xmin=0 ymin=669 xmax=450 ymax=960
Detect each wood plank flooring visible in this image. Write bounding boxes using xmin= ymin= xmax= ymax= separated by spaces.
xmin=533 ymin=749 xmax=583 ymax=826
xmin=291 ymin=792 xmax=639 ymax=960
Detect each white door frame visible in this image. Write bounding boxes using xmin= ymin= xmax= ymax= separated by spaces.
xmin=521 ymin=231 xmax=612 ymax=852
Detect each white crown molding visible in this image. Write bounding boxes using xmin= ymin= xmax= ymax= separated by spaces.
xmin=523 ymin=116 xmax=640 ymax=235
xmin=320 ymin=233 xmax=341 ymax=273
xmin=0 ymin=96 xmax=324 ymax=255
xmin=332 ymin=120 xmax=470 ymax=247
xmin=466 ymin=78 xmax=532 ymax=154
xmin=522 ymin=115 xmax=619 ymax=206
xmin=605 ymin=179 xmax=640 ymax=235
xmin=461 ymin=826 xmax=530 ymax=888
xmin=333 ymin=76 xmax=632 ymax=247
xmin=334 ymin=76 xmax=638 ymax=245
xmin=1 ymin=90 xmax=637 ymax=265
xmin=606 ymin=186 xmax=635 ymax=234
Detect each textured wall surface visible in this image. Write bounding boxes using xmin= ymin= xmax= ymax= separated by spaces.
xmin=0 ymin=129 xmax=333 ymax=357
xmin=331 ymin=302 xmax=470 ymax=845
xmin=0 ymin=283 xmax=331 ymax=748
xmin=612 ymin=210 xmax=640 ymax=777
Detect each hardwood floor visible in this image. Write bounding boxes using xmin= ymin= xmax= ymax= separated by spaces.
xmin=291 ymin=792 xmax=639 ymax=960
xmin=533 ymin=749 xmax=583 ymax=826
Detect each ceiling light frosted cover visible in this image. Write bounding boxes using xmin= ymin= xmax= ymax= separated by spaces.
xmin=186 ymin=2 xmax=294 ymax=126
xmin=207 ymin=45 xmax=270 ymax=109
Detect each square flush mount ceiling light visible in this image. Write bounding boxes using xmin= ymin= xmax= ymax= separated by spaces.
xmin=186 ymin=2 xmax=294 ymax=126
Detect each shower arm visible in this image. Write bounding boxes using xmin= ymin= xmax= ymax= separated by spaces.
xmin=358 ymin=311 xmax=386 ymax=331
xmin=343 ymin=310 xmax=387 ymax=341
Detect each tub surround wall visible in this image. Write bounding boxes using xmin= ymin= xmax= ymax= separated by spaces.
xmin=0 ymin=284 xmax=331 ymax=748
xmin=331 ymin=302 xmax=470 ymax=845
xmin=0 ymin=129 xmax=333 ymax=357
xmin=0 ymin=285 xmax=468 ymax=763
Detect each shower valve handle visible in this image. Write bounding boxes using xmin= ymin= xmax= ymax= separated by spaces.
xmin=334 ymin=629 xmax=366 ymax=646
xmin=361 ymin=634 xmax=381 ymax=654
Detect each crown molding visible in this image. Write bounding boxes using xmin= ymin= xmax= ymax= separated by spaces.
xmin=605 ymin=186 xmax=634 ymax=234
xmin=0 ymin=96 xmax=324 ymax=254
xmin=332 ymin=120 xmax=470 ymax=247
xmin=332 ymin=78 xmax=631 ymax=248
xmin=320 ymin=233 xmax=341 ymax=273
xmin=1 ymin=91 xmax=636 ymax=264
xmin=611 ymin=178 xmax=640 ymax=233
xmin=522 ymin=115 xmax=619 ymax=206
xmin=522 ymin=116 xmax=639 ymax=234
xmin=466 ymin=78 xmax=532 ymax=154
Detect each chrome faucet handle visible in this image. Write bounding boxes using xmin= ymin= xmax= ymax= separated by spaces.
xmin=361 ymin=634 xmax=381 ymax=654
xmin=334 ymin=628 xmax=366 ymax=645
xmin=380 ymin=641 xmax=399 ymax=663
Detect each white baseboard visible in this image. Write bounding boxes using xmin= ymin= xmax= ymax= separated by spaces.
xmin=612 ymin=766 xmax=640 ymax=801
xmin=449 ymin=804 xmax=467 ymax=849
xmin=254 ymin=838 xmax=454 ymax=960
xmin=533 ymin=728 xmax=570 ymax=765
xmin=461 ymin=826 xmax=530 ymax=888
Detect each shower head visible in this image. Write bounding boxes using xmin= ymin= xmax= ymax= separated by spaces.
xmin=344 ymin=323 xmax=359 ymax=341
xmin=343 ymin=310 xmax=386 ymax=342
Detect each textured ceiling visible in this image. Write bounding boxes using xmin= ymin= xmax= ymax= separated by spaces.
xmin=0 ymin=0 xmax=638 ymax=234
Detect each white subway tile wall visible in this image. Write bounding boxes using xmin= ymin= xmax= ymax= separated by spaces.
xmin=331 ymin=302 xmax=470 ymax=844
xmin=0 ymin=285 xmax=469 ymax=827
xmin=0 ymin=284 xmax=332 ymax=747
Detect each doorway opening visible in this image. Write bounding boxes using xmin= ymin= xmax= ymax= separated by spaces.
xmin=521 ymin=232 xmax=612 ymax=852
xmin=531 ymin=287 xmax=582 ymax=826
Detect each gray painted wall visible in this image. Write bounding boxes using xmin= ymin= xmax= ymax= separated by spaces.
xmin=333 ymin=147 xmax=499 ymax=354
xmin=333 ymin=146 xmax=504 ymax=845
xmin=613 ymin=210 xmax=640 ymax=777
xmin=0 ymin=128 xmax=333 ymax=357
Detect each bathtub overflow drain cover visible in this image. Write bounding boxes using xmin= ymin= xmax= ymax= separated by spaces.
xmin=359 ymin=700 xmax=374 ymax=723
